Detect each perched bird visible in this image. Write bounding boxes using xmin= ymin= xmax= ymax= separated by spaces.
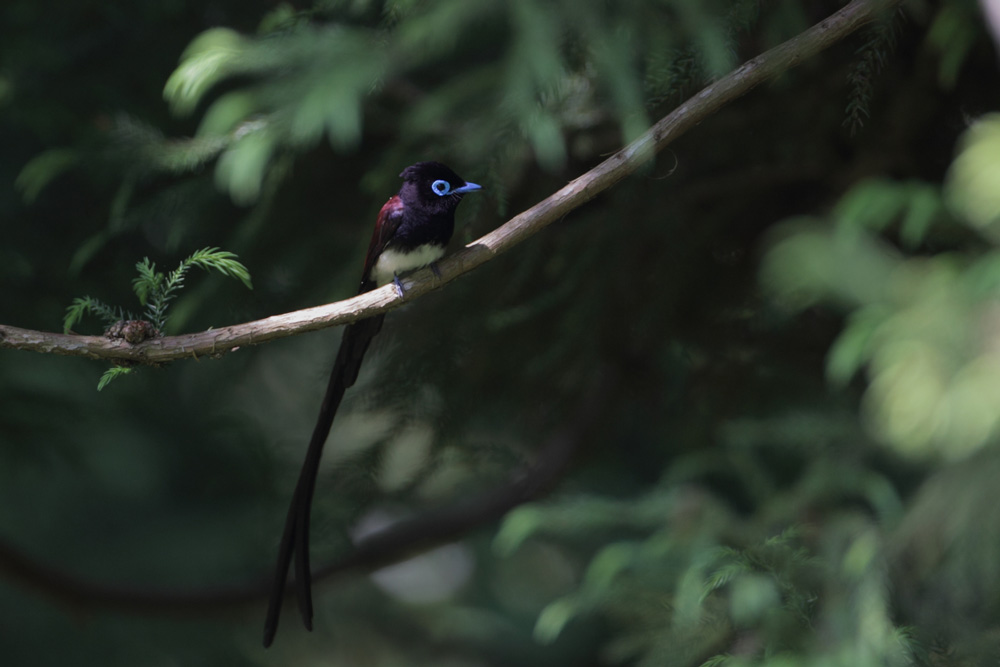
xmin=263 ymin=162 xmax=482 ymax=647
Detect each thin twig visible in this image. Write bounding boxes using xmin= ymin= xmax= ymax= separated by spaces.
xmin=0 ymin=0 xmax=900 ymax=365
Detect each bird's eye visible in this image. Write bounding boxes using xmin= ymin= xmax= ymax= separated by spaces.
xmin=431 ymin=179 xmax=452 ymax=196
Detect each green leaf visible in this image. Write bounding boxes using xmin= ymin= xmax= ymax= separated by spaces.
xmin=63 ymin=296 xmax=128 ymax=333
xmin=704 ymin=557 xmax=751 ymax=594
xmin=761 ymin=221 xmax=900 ymax=310
xmin=926 ymin=3 xmax=979 ymax=89
xmin=68 ymin=230 xmax=114 ymax=277
xmin=64 ymin=297 xmax=95 ymax=334
xmin=947 ymin=115 xmax=1000 ymax=236
xmin=899 ymin=183 xmax=942 ymax=248
xmin=533 ymin=596 xmax=579 ymax=644
xmin=582 ymin=541 xmax=639 ymax=590
xmin=728 ymin=573 xmax=780 ymax=626
xmin=132 ymin=258 xmax=160 ymax=306
xmin=964 ymin=252 xmax=1000 ymax=298
xmin=493 ymin=506 xmax=545 ymax=556
xmin=197 ymin=91 xmax=259 ymax=138
xmin=833 ymin=179 xmax=905 ymax=232
xmin=164 ymin=28 xmax=248 ymax=116
xmin=825 ymin=306 xmax=886 ymax=386
xmin=184 ymin=247 xmax=253 ymax=289
xmin=215 ymin=128 xmax=276 ymax=205
xmin=16 ymin=149 xmax=79 ymax=203
xmin=97 ymin=366 xmax=134 ymax=391
xmin=698 ymin=655 xmax=736 ymax=667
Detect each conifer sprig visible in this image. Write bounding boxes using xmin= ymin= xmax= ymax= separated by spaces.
xmin=63 ymin=246 xmax=252 ymax=389
xmin=132 ymin=247 xmax=252 ymax=331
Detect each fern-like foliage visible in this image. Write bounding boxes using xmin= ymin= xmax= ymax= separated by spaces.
xmin=63 ymin=296 xmax=132 ymax=334
xmin=132 ymin=247 xmax=253 ymax=331
xmin=844 ymin=9 xmax=902 ymax=136
xmin=64 ymin=246 xmax=252 ymax=389
xmin=698 ymin=656 xmax=733 ymax=667
xmin=97 ymin=366 xmax=134 ymax=391
xmin=644 ymin=47 xmax=702 ymax=109
xmin=109 ymin=114 xmax=231 ymax=177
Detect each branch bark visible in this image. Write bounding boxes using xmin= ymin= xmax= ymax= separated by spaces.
xmin=0 ymin=0 xmax=901 ymax=365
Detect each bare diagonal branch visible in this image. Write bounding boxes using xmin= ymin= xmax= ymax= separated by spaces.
xmin=0 ymin=0 xmax=901 ymax=365
xmin=0 ymin=368 xmax=615 ymax=615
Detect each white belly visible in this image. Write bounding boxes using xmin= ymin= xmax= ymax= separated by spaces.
xmin=372 ymin=244 xmax=446 ymax=286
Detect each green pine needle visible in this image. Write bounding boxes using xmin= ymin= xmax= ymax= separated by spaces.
xmin=63 ymin=296 xmax=130 ymax=333
xmin=184 ymin=247 xmax=254 ymax=289
xmin=66 ymin=246 xmax=252 ymax=389
xmin=97 ymin=366 xmax=134 ymax=391
xmin=131 ymin=257 xmax=161 ymax=306
xmin=128 ymin=247 xmax=252 ymax=332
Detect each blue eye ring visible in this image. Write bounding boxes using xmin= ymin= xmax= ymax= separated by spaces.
xmin=431 ymin=179 xmax=452 ymax=196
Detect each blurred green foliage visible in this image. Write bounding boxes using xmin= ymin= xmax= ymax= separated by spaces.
xmin=3 ymin=0 xmax=1000 ymax=666
xmin=763 ymin=113 xmax=1000 ymax=460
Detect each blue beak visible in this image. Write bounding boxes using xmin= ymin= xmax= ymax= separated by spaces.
xmin=452 ymin=182 xmax=482 ymax=194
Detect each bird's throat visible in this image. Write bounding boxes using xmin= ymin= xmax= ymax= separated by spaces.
xmin=372 ymin=243 xmax=447 ymax=287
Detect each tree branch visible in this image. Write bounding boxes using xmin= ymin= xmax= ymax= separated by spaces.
xmin=0 ymin=0 xmax=900 ymax=619
xmin=0 ymin=368 xmax=615 ymax=615
xmin=0 ymin=0 xmax=901 ymax=365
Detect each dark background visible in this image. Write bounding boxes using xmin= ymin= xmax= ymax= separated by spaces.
xmin=3 ymin=0 xmax=1000 ymax=665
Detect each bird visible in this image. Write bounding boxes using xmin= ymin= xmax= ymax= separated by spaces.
xmin=263 ymin=161 xmax=482 ymax=647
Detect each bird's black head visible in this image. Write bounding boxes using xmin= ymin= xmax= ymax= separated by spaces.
xmin=398 ymin=161 xmax=482 ymax=211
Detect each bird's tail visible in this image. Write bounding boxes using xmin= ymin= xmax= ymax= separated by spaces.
xmin=263 ymin=313 xmax=385 ymax=647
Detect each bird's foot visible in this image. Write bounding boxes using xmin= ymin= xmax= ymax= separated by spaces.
xmin=430 ymin=261 xmax=442 ymax=280
xmin=392 ymin=273 xmax=406 ymax=299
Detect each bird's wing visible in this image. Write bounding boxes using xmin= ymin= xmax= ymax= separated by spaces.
xmin=360 ymin=195 xmax=405 ymax=289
